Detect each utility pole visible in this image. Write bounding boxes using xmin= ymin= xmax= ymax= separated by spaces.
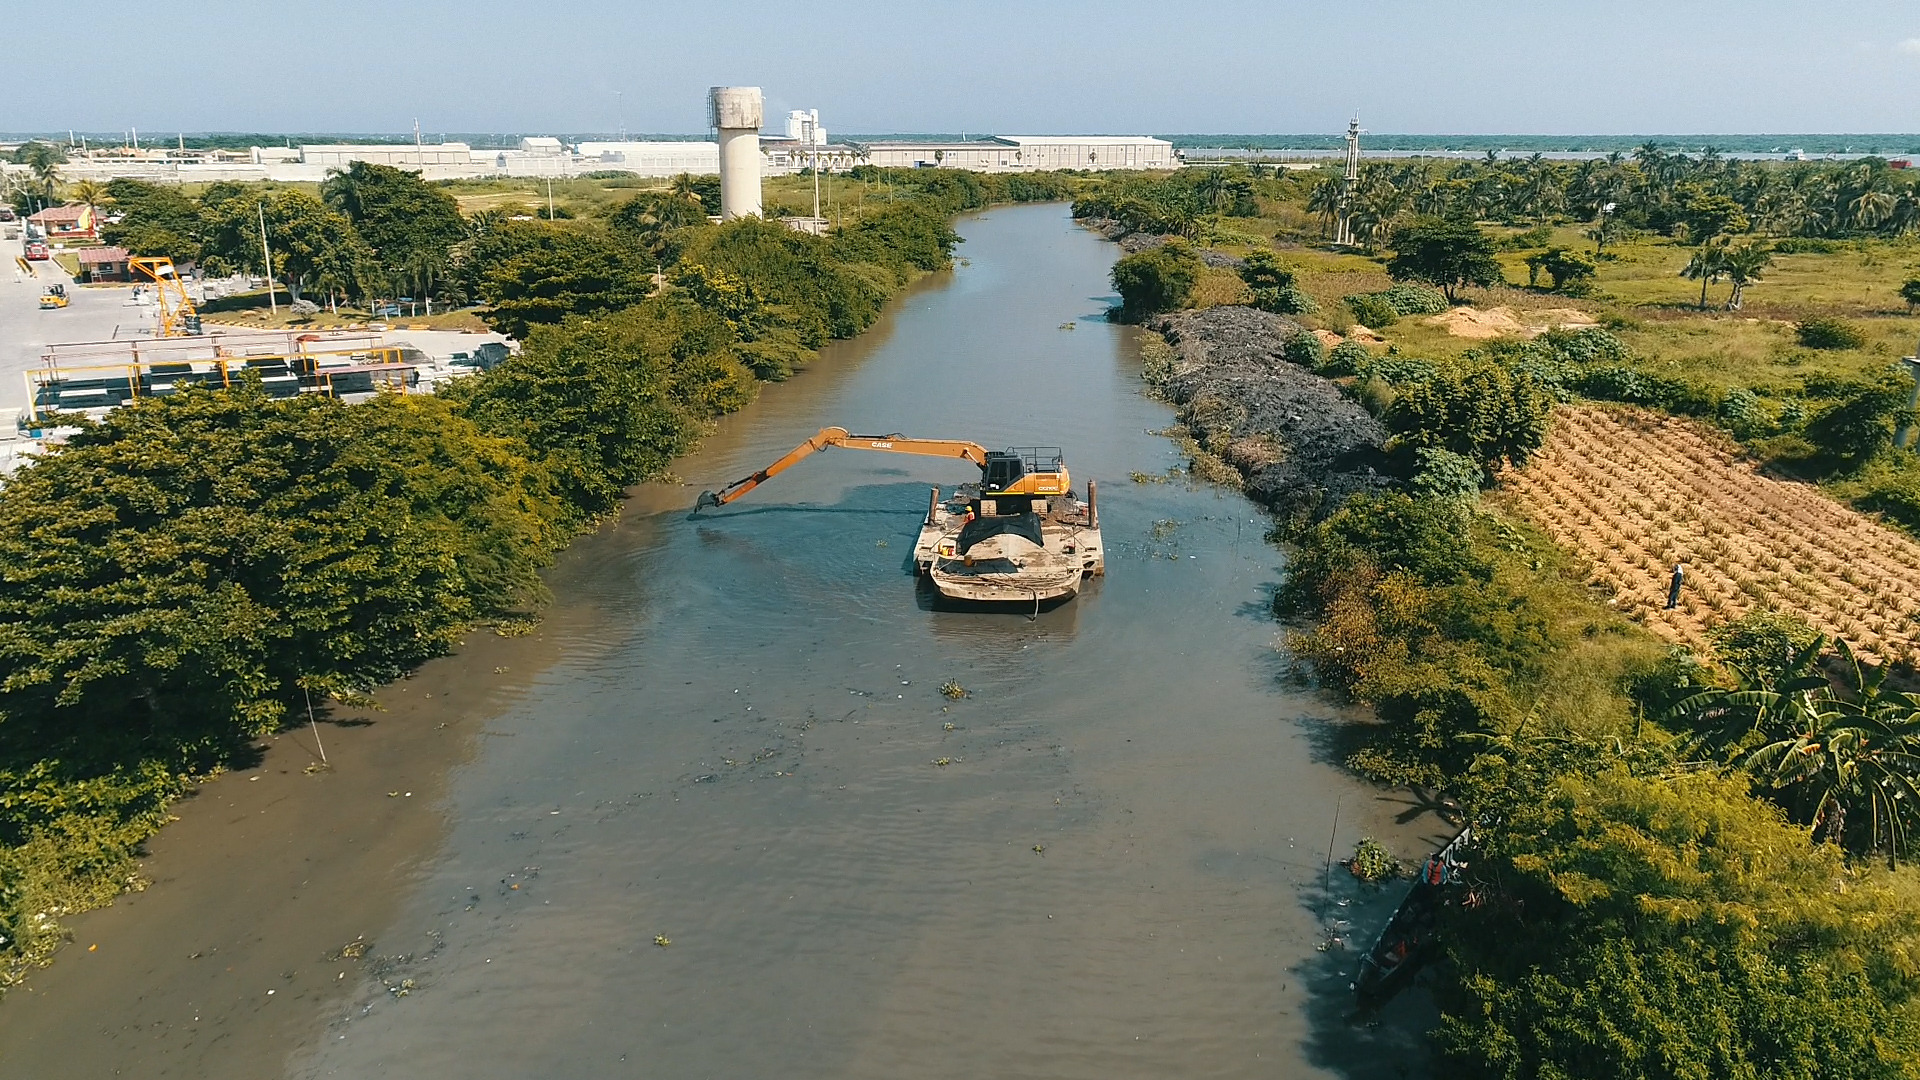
xmin=546 ymin=176 xmax=555 ymax=220
xmin=258 ymin=200 xmax=278 ymax=315
xmin=1897 ymin=348 xmax=1920 ymax=450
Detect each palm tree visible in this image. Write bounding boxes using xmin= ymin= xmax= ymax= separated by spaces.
xmin=1720 ymin=242 xmax=1774 ymax=310
xmin=17 ymin=141 xmax=64 ymax=201
xmin=66 ymin=179 xmax=110 ymax=234
xmin=1681 ymin=241 xmax=1731 ymax=309
xmin=1305 ymin=176 xmax=1343 ymax=238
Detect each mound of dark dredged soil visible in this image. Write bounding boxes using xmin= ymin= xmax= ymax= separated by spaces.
xmin=1079 ymin=219 xmax=1244 ymax=267
xmin=1146 ymin=306 xmax=1394 ymax=521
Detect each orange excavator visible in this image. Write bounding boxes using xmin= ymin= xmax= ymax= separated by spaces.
xmin=695 ymin=427 xmax=1071 ymax=509
xmin=695 ymin=426 xmax=1104 ymax=604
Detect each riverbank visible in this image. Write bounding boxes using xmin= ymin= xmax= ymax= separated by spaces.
xmin=1139 ymin=296 xmax=1920 ymax=1073
xmin=1143 ymin=306 xmax=1390 ymax=521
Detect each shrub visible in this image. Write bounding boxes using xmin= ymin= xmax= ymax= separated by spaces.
xmin=1717 ymin=387 xmax=1773 ymax=439
xmin=1385 ymin=361 xmax=1556 ymax=472
xmin=1111 ymin=240 xmax=1202 ymax=321
xmin=1344 ymin=292 xmax=1400 ymax=328
xmin=1802 ymin=375 xmax=1915 ymax=466
xmin=1251 ymin=283 xmax=1318 ymax=315
xmin=1280 ymin=328 xmax=1326 ymax=369
xmin=1322 ymin=339 xmax=1374 ymax=376
xmin=1707 ymin=609 xmax=1821 ymax=681
xmin=1797 ymin=316 xmax=1868 ymax=350
xmin=1410 ymin=447 xmax=1486 ymax=501
xmin=1379 ymin=282 xmax=1450 ymax=316
xmin=1536 ymin=327 xmax=1631 ymax=366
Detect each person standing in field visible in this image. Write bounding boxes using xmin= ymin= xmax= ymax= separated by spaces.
xmin=1666 ymin=562 xmax=1686 ymax=610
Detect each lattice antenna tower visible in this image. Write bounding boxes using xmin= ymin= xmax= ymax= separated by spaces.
xmin=1335 ymin=117 xmax=1363 ymax=246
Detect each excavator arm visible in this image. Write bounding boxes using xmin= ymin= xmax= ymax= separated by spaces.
xmin=696 ymin=427 xmax=990 ymax=509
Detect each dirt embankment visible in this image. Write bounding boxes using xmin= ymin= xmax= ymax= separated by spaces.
xmin=1146 ymin=306 xmax=1392 ymax=520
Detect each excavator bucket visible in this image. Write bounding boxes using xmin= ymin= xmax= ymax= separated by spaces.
xmin=693 ymin=490 xmax=722 ymax=511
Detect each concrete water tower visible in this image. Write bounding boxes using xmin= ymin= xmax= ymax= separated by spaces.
xmin=708 ymin=86 xmax=763 ymax=220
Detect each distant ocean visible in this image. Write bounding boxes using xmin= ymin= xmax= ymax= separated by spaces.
xmin=1161 ymin=134 xmax=1920 ymax=156
xmin=7 ymin=131 xmax=1918 ymax=159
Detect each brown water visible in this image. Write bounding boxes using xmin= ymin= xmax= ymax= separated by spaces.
xmin=0 ymin=204 xmax=1441 ymax=1078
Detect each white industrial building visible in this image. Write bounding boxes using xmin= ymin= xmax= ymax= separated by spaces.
xmin=576 ymin=140 xmax=721 ymax=176
xmin=297 ymin=143 xmax=475 ymax=169
xmin=857 ymin=136 xmax=1176 ymax=173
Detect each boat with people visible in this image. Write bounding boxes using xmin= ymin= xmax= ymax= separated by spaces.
xmin=1353 ymin=825 xmax=1474 ymax=1004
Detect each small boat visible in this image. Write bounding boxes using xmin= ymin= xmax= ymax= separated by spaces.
xmin=1353 ymin=825 xmax=1473 ymax=1005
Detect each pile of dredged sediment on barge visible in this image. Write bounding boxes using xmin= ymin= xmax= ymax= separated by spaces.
xmin=1147 ymin=306 xmax=1393 ymax=522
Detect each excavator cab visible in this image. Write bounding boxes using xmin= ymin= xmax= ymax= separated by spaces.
xmin=982 ymin=447 xmax=1067 ymax=498
xmin=983 ymin=451 xmax=1026 ymax=492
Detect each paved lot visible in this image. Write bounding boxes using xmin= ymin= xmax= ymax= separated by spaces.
xmin=0 ymin=235 xmax=151 ymax=413
xmin=0 ymin=235 xmax=508 ymax=419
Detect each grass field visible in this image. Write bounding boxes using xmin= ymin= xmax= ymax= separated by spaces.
xmin=1504 ymin=404 xmax=1920 ymax=665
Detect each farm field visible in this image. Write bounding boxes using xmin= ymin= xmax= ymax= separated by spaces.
xmin=1504 ymin=404 xmax=1920 ymax=665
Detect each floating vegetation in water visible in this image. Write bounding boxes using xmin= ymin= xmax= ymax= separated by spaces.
xmin=1129 ymin=470 xmax=1170 ymax=484
xmin=939 ymin=679 xmax=968 ymax=699
xmin=933 ymin=757 xmax=952 ymax=767
xmin=875 ymin=538 xmax=889 ymax=547
xmin=1148 ymin=518 xmax=1183 ymax=541
xmin=1347 ymin=837 xmax=1400 ymax=883
xmin=492 ymin=614 xmax=541 ymax=637
xmin=1032 ymin=844 xmax=1046 ymax=854
xmin=654 ymin=934 xmax=672 ymax=947
xmin=1059 ymin=322 xmax=1076 ymax=331
xmin=942 ymin=721 xmax=956 ymax=731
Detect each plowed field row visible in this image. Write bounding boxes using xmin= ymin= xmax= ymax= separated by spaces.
xmin=1504 ymin=405 xmax=1920 ymax=664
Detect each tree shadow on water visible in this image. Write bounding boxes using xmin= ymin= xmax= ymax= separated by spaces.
xmin=1293 ymin=875 xmax=1443 ymax=1079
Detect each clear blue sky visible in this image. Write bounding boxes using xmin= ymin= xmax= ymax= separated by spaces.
xmin=10 ymin=0 xmax=1918 ymax=135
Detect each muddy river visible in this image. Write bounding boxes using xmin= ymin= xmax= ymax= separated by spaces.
xmin=0 ymin=203 xmax=1440 ymax=1079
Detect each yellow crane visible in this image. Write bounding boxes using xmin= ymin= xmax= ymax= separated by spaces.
xmin=696 ymin=427 xmax=1072 ymax=509
xmin=131 ymin=256 xmax=201 ymax=337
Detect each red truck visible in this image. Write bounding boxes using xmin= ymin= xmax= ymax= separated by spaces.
xmin=24 ymin=241 xmax=49 ymax=261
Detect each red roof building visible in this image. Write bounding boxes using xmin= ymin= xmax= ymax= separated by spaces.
xmin=77 ymin=245 xmax=131 ymax=282
xmin=26 ymin=203 xmax=97 ymax=239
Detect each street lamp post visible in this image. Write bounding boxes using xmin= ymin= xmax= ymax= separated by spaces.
xmin=1896 ymin=349 xmax=1920 ymax=450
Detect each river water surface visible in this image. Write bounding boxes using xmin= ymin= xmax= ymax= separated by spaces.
xmin=3 ymin=203 xmax=1440 ymax=1078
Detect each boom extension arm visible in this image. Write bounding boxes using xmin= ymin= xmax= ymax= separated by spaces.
xmin=696 ymin=427 xmax=989 ymax=509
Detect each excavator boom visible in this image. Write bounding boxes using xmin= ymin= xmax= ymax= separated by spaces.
xmin=696 ymin=426 xmax=1050 ymax=509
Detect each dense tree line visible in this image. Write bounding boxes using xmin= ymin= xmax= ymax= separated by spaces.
xmin=0 ymin=166 xmax=1075 ymax=986
xmin=1308 ymin=146 xmax=1920 ymax=249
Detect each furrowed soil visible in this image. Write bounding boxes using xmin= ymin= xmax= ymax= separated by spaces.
xmin=1504 ymin=404 xmax=1920 ymax=664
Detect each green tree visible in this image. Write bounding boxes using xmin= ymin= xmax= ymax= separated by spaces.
xmin=447 ymin=304 xmax=752 ymax=518
xmin=12 ymin=141 xmax=65 ymax=201
xmin=200 ymin=187 xmax=370 ymax=302
xmin=1677 ymin=187 xmax=1751 ymax=243
xmin=1110 ymin=241 xmax=1203 ymax=321
xmin=98 ymin=179 xmax=202 ymax=259
xmin=0 ymin=384 xmax=559 ymax=753
xmin=1385 ymin=219 xmax=1504 ymax=303
xmin=1523 ymin=247 xmax=1597 ymax=295
xmin=608 ymin=191 xmax=712 ymax=266
xmin=320 ymin=162 xmax=466 ymax=289
xmin=479 ymin=229 xmax=653 ymax=340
